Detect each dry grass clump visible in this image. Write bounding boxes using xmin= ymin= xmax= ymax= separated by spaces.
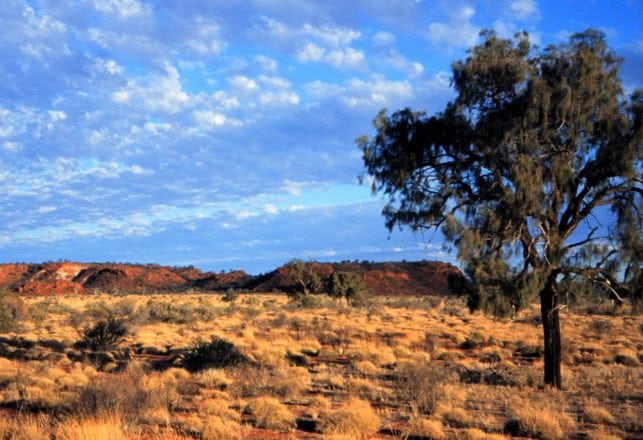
xmin=202 ymin=415 xmax=242 ymax=440
xmin=441 ymin=407 xmax=474 ymax=428
xmin=0 ymin=414 xmax=50 ymax=440
xmin=56 ymin=414 xmax=126 ymax=440
xmin=319 ymin=397 xmax=380 ymax=437
xmin=201 ymin=398 xmax=239 ymax=421
xmin=583 ymin=404 xmax=616 ymax=424
xmin=245 ymin=396 xmax=296 ymax=431
xmin=196 ymin=368 xmax=231 ymax=390
xmin=586 ymin=428 xmax=623 ymax=440
xmin=403 ymin=417 xmax=445 ymax=439
xmin=231 ymin=365 xmax=310 ymax=398
xmin=460 ymin=428 xmax=508 ymax=439
xmin=505 ymin=403 xmax=575 ymax=439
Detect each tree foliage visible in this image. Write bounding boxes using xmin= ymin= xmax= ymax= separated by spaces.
xmin=359 ymin=29 xmax=641 ymax=388
xmin=284 ymin=259 xmax=323 ymax=298
xmin=329 ymin=270 xmax=368 ymax=305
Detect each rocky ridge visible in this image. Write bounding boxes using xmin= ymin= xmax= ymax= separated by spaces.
xmin=0 ymin=260 xmax=464 ymax=297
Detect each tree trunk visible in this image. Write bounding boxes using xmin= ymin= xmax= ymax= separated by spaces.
xmin=540 ymin=280 xmax=562 ymax=388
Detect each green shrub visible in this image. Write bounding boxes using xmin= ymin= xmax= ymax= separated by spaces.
xmin=0 ymin=293 xmax=29 ymax=332
xmin=182 ymin=336 xmax=248 ymax=372
xmin=80 ymin=317 xmax=128 ymax=351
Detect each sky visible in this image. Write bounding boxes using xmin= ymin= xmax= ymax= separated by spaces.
xmin=1 ymin=0 xmax=642 ymax=274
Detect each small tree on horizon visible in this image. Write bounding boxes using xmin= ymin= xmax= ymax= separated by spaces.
xmin=359 ymin=29 xmax=641 ymax=389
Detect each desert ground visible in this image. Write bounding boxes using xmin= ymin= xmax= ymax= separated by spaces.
xmin=0 ymin=292 xmax=640 ymax=439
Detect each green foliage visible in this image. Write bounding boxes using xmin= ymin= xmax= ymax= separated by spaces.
xmin=329 ymin=271 xmax=368 ymax=305
xmin=360 ymin=29 xmax=641 ymax=314
xmin=80 ymin=317 xmax=128 ymax=351
xmin=284 ymin=259 xmax=323 ymax=299
xmin=0 ymin=293 xmax=28 ymax=332
xmin=221 ymin=288 xmax=240 ymax=302
xmin=182 ymin=335 xmax=248 ymax=372
xmin=360 ymin=29 xmax=641 ymax=387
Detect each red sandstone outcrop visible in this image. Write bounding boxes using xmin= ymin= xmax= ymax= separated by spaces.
xmin=0 ymin=260 xmax=465 ymax=297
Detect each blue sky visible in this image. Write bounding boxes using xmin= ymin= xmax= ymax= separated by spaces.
xmin=1 ymin=0 xmax=641 ymax=274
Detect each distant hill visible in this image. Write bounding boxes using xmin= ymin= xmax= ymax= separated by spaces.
xmin=0 ymin=260 xmax=465 ymax=297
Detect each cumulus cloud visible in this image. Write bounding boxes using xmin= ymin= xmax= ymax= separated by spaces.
xmin=426 ymin=5 xmax=480 ymax=52
xmin=508 ymin=0 xmax=540 ymax=20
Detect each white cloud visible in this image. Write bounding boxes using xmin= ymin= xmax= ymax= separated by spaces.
xmin=426 ymin=5 xmax=480 ymax=51
xmin=93 ymin=58 xmax=124 ymax=75
xmin=212 ymin=91 xmax=240 ymax=109
xmin=259 ymin=90 xmax=300 ymax=106
xmin=228 ymin=75 xmax=259 ymax=92
xmin=373 ymin=31 xmax=396 ymax=46
xmin=92 ymin=0 xmax=150 ymax=18
xmin=297 ymin=44 xmax=366 ymax=70
xmin=263 ymin=18 xmax=361 ymax=48
xmin=185 ymin=20 xmax=227 ymax=55
xmin=3 ymin=141 xmax=20 ymax=152
xmin=326 ymin=48 xmax=366 ymax=70
xmin=255 ymin=55 xmax=278 ymax=72
xmin=193 ymin=110 xmax=227 ymax=127
xmin=508 ymin=0 xmax=539 ymax=20
xmin=282 ymin=180 xmax=306 ymax=196
xmin=48 ymin=111 xmax=66 ymax=121
xmin=264 ymin=204 xmax=279 ymax=214
xmin=112 ymin=89 xmax=130 ymax=103
xmin=307 ymin=76 xmax=412 ymax=108
xmin=258 ymin=75 xmax=292 ymax=89
xmin=296 ymin=42 xmax=326 ymax=62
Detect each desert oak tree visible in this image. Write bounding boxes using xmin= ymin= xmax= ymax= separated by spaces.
xmin=359 ymin=30 xmax=641 ymax=388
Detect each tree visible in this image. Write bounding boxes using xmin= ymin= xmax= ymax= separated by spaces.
xmin=284 ymin=259 xmax=322 ymax=299
xmin=329 ymin=270 xmax=368 ymax=305
xmin=359 ymin=29 xmax=641 ymax=389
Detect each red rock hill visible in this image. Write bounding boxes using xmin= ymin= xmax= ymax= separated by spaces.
xmin=0 ymin=260 xmax=464 ymax=297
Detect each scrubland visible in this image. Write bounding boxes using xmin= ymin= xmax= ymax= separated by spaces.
xmin=0 ymin=292 xmax=640 ymax=439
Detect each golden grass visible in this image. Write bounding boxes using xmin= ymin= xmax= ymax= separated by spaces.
xmin=245 ymin=396 xmax=296 ymax=431
xmin=319 ymin=397 xmax=380 ymax=437
xmin=0 ymin=293 xmax=639 ymax=439
xmin=584 ymin=404 xmax=616 ymax=424
xmin=403 ymin=417 xmax=445 ymax=439
xmin=56 ymin=414 xmax=126 ymax=440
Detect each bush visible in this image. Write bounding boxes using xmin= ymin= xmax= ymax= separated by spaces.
xmin=80 ymin=317 xmax=128 ymax=351
xmin=318 ymin=397 xmax=380 ymax=437
xmin=244 ymin=397 xmax=296 ymax=431
xmin=182 ymin=335 xmax=248 ymax=372
xmin=404 ymin=417 xmax=445 ymax=439
xmin=221 ymin=289 xmax=239 ymax=302
xmin=329 ymin=271 xmax=368 ymax=305
xmin=202 ymin=415 xmax=242 ymax=440
xmin=0 ymin=293 xmax=28 ymax=332
xmin=395 ymin=362 xmax=454 ymax=414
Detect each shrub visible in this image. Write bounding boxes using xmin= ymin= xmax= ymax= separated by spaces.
xmin=80 ymin=317 xmax=128 ymax=351
xmin=56 ymin=415 xmax=126 ymax=440
xmin=583 ymin=405 xmax=615 ymax=424
xmin=0 ymin=293 xmax=28 ymax=332
xmin=230 ymin=365 xmax=310 ymax=398
xmin=395 ymin=362 xmax=453 ymax=414
xmin=504 ymin=404 xmax=574 ymax=439
xmin=244 ymin=397 xmax=296 ymax=431
xmin=329 ymin=271 xmax=368 ymax=305
xmin=319 ymin=397 xmax=380 ymax=437
xmin=202 ymin=415 xmax=242 ymax=440
xmin=404 ymin=417 xmax=445 ymax=439
xmin=182 ymin=335 xmax=248 ymax=372
xmin=75 ymin=364 xmax=177 ymax=422
xmin=145 ymin=300 xmax=194 ymax=323
xmin=221 ymin=289 xmax=239 ymax=302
